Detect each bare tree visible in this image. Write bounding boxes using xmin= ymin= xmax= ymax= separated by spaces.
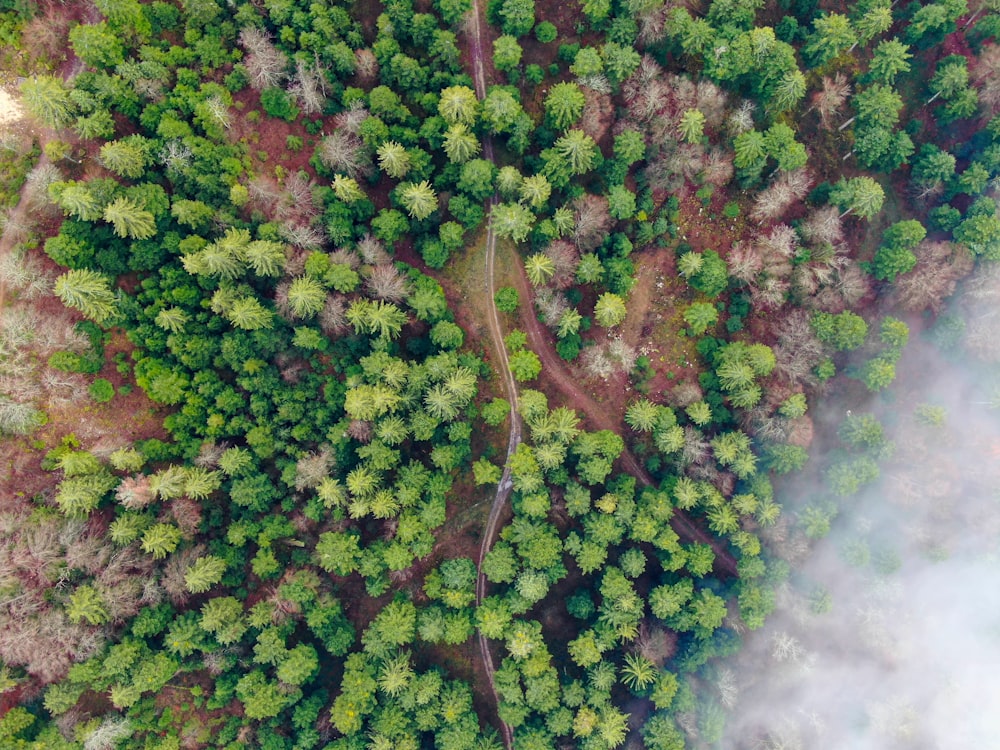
xmin=294 ymin=449 xmax=334 ymax=490
xmin=751 ymin=276 xmax=790 ymax=311
xmin=347 ymin=419 xmax=373 ymax=443
xmin=773 ymin=310 xmax=823 ymax=385
xmin=728 ymin=241 xmax=764 ymax=283
xmin=972 ymin=43 xmax=1000 ymax=115
xmin=701 ymin=148 xmax=734 ymax=187
xmin=319 ymin=294 xmax=348 ymax=335
xmin=115 ymin=475 xmax=155 ymax=509
xmin=751 ymin=169 xmax=813 ymax=222
xmin=365 ymin=264 xmax=410 ymax=302
xmin=238 ymin=28 xmax=289 ymax=90
xmin=356 ymin=234 xmax=391 ymax=266
xmin=329 ymin=247 xmax=362 ymax=269
xmin=893 ymin=241 xmax=974 ymax=313
xmin=318 ymin=130 xmax=370 ymax=178
xmin=354 ymin=48 xmax=379 ymax=85
xmin=544 ymin=240 xmax=580 ymax=289
xmin=572 ymin=194 xmax=612 ymax=252
xmin=757 ymin=224 xmax=799 ymax=278
xmin=797 ymin=205 xmax=843 ymax=247
xmin=534 ymin=287 xmax=570 ymax=327
xmin=288 ymin=58 xmax=328 ymax=115
xmin=727 ymin=100 xmax=756 ymax=135
xmin=812 ymin=73 xmax=851 ymax=129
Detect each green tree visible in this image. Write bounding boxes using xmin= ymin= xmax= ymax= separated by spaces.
xmin=509 ymin=349 xmax=542 ymax=381
xmin=803 ymin=12 xmax=856 ymax=65
xmin=544 ymin=82 xmax=585 ymax=129
xmin=399 ymin=181 xmax=438 ymax=220
xmin=20 ymin=75 xmax=75 ymax=128
xmin=555 ymin=130 xmax=598 ymax=174
xmin=594 ymin=293 xmax=627 ymax=327
xmin=67 ymin=584 xmax=110 ymax=625
xmin=492 ymin=202 xmax=535 ymax=242
xmin=438 ymin=85 xmax=479 ymax=125
xmin=683 ymin=302 xmax=719 ymax=334
xmin=443 ymin=124 xmax=481 ymax=163
xmin=103 ymin=197 xmax=157 ymax=239
xmin=100 ymin=138 xmax=150 ymax=179
xmin=54 ymin=269 xmax=117 ymax=324
xmin=70 ymin=21 xmax=126 ymax=68
xmin=377 ymin=141 xmax=411 ymax=179
xmin=873 ymin=220 xmax=925 ymax=281
xmin=286 ymin=276 xmax=326 ymax=319
xmin=184 ymin=555 xmax=227 ymax=594
xmin=678 ymin=109 xmax=705 ymax=143
xmin=812 ymin=311 xmax=868 ymax=350
xmin=525 ymin=252 xmax=555 ymax=286
xmin=830 ymin=177 xmax=885 ymax=219
xmin=140 ymin=523 xmax=182 ymax=559
xmin=868 ymin=39 xmax=912 ymax=83
xmin=493 ymin=35 xmax=523 ymax=72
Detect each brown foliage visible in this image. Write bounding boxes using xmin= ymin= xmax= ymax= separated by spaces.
xmin=572 ymin=194 xmax=612 ymax=252
xmin=892 ymin=240 xmax=974 ymax=313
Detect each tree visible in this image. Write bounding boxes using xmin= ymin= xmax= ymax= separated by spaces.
xmin=620 ymin=654 xmax=657 ymax=692
xmin=54 ymin=269 xmax=117 ymax=324
xmin=184 ymin=555 xmax=227 ymax=593
xmin=443 ymin=124 xmax=481 ymax=163
xmin=594 ymin=293 xmax=627 ymax=327
xmin=100 ymin=196 xmax=156 ymax=240
xmin=803 ymin=12 xmax=856 ymax=65
xmin=492 ymin=202 xmax=535 ymax=242
xmin=683 ymin=302 xmax=719 ymax=334
xmin=333 ymin=174 xmax=366 ymax=203
xmin=498 ymin=0 xmax=535 ymax=37
xmin=869 ymin=40 xmax=912 ymax=84
xmin=771 ymin=70 xmax=807 ymax=113
xmin=519 ymin=174 xmax=551 ymax=209
xmin=555 ymin=130 xmax=598 ymax=174
xmin=873 ymin=220 xmax=925 ymax=281
xmin=544 ymin=82 xmax=585 ymax=129
xmin=678 ymin=109 xmax=705 ymax=143
xmin=377 ymin=141 xmax=411 ymax=179
xmin=438 ymin=85 xmax=479 ymax=125
xmin=493 ymin=35 xmax=523 ymax=73
xmin=67 ymin=585 xmax=110 ymax=625
xmin=70 ymin=21 xmax=126 ymax=68
xmin=812 ymin=310 xmax=868 ymax=350
xmin=607 ymin=185 xmax=636 ymax=220
xmin=399 ymin=181 xmax=438 ymax=220
xmin=509 ymin=349 xmax=542 ymax=381
xmin=20 ymin=75 xmax=75 ymax=128
xmin=525 ymin=253 xmax=555 ymax=286
xmin=100 ymin=137 xmax=150 ymax=179
xmin=830 ymin=177 xmax=884 ymax=219
xmin=286 ymin=276 xmax=326 ymax=318
xmin=140 ymin=523 xmax=182 ymax=559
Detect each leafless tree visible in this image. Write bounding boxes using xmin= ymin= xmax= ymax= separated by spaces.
xmin=728 ymin=241 xmax=764 ymax=283
xmin=365 ymin=264 xmax=410 ymax=303
xmin=581 ymin=346 xmax=615 ymax=380
xmin=773 ymin=310 xmax=824 ymax=385
xmin=812 ymin=73 xmax=851 ymax=129
xmin=318 ymin=130 xmax=370 ymax=178
xmin=294 ymin=449 xmax=334 ymax=490
xmin=115 ymin=475 xmax=155 ymax=509
xmin=347 ymin=419 xmax=373 ymax=443
xmin=202 ymin=95 xmax=231 ymax=130
xmin=329 ymin=247 xmax=362 ymax=269
xmin=238 ymin=28 xmax=289 ymax=90
xmin=161 ymin=545 xmax=200 ymax=605
xmin=700 ymin=147 xmax=734 ymax=186
xmin=607 ymin=338 xmax=637 ymax=373
xmin=319 ymin=295 xmax=348 ymax=335
xmin=83 ymin=716 xmax=132 ymax=750
xmin=752 ymin=276 xmax=790 ymax=311
xmin=194 ymin=442 xmax=224 ymax=469
xmin=168 ymin=496 xmax=203 ymax=537
xmin=544 ymin=240 xmax=580 ymax=289
xmin=893 ymin=241 xmax=974 ymax=312
xmin=681 ymin=425 xmax=711 ymax=468
xmin=727 ymin=100 xmax=756 ymax=135
xmin=669 ymin=381 xmax=703 ymax=408
xmin=751 ymin=169 xmax=813 ymax=222
xmin=354 ymin=48 xmax=379 ymax=85
xmin=696 ymin=80 xmax=728 ymax=128
xmin=770 ymin=631 xmax=804 ymax=662
xmin=158 ymin=140 xmax=193 ymax=172
xmin=797 ymin=205 xmax=843 ymax=247
xmin=280 ymin=221 xmax=324 ymax=250
xmin=972 ymin=43 xmax=1000 ymax=115
xmin=572 ymin=194 xmax=613 ymax=252
xmin=758 ymin=224 xmax=799 ymax=278
xmin=288 ymin=58 xmax=328 ymax=115
xmin=534 ymin=287 xmax=569 ymax=327
xmin=355 ymin=234 xmax=389 ymax=266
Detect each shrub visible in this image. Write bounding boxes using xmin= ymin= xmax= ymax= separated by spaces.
xmin=89 ymin=378 xmax=115 ymax=403
xmin=535 ymin=21 xmax=557 ymax=43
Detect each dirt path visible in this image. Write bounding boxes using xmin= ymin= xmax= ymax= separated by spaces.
xmin=467 ymin=2 xmax=518 ymax=748
xmin=505 ymin=249 xmax=739 ymax=575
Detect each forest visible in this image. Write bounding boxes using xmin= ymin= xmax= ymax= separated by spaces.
xmin=0 ymin=0 xmax=998 ymax=746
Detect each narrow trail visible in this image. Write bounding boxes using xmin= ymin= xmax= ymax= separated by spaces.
xmin=467 ymin=2 xmax=518 ymax=748
xmin=506 ymin=255 xmax=739 ymax=576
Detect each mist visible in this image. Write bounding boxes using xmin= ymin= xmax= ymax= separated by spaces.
xmin=719 ymin=277 xmax=1000 ymax=749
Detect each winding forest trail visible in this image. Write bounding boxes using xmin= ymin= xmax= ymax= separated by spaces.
xmin=468 ymin=2 xmax=518 ymax=748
